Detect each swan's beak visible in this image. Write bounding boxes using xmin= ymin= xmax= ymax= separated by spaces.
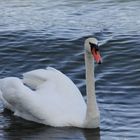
xmin=91 ymin=48 xmax=102 ymax=64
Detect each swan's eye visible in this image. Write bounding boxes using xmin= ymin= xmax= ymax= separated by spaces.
xmin=89 ymin=42 xmax=99 ymax=52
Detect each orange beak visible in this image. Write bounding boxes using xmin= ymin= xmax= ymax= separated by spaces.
xmin=91 ymin=48 xmax=102 ymax=64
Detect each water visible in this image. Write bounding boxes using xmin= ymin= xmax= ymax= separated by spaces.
xmin=0 ymin=0 xmax=140 ymax=139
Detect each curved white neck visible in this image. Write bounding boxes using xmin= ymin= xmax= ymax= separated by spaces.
xmin=84 ymin=50 xmax=100 ymax=128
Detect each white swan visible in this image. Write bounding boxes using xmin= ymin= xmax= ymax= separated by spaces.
xmin=0 ymin=38 xmax=102 ymax=128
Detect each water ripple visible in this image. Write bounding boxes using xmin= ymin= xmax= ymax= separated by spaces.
xmin=0 ymin=0 xmax=140 ymax=139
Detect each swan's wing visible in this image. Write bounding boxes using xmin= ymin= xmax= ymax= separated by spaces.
xmin=0 ymin=77 xmax=45 ymax=122
xmin=35 ymin=67 xmax=87 ymax=127
xmin=23 ymin=69 xmax=48 ymax=90
xmin=22 ymin=67 xmax=61 ymax=90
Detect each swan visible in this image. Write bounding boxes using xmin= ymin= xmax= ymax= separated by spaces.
xmin=0 ymin=38 xmax=102 ymax=128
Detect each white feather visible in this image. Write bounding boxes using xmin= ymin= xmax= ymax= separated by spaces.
xmin=0 ymin=68 xmax=86 ymax=127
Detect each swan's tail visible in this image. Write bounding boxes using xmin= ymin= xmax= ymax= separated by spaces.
xmin=0 ymin=79 xmax=13 ymax=110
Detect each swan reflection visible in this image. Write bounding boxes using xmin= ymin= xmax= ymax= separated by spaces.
xmin=2 ymin=109 xmax=100 ymax=140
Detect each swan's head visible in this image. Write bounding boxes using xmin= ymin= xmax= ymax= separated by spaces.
xmin=85 ymin=38 xmax=102 ymax=64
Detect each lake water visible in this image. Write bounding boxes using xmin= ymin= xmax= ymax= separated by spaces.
xmin=0 ymin=0 xmax=140 ymax=139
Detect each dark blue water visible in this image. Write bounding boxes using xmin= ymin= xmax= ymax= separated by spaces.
xmin=0 ymin=0 xmax=140 ymax=139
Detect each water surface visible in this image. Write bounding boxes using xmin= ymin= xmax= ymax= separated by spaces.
xmin=0 ymin=0 xmax=140 ymax=139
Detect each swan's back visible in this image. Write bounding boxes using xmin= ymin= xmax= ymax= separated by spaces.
xmin=0 ymin=67 xmax=87 ymax=127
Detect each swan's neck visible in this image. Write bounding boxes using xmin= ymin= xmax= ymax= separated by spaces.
xmin=84 ymin=51 xmax=100 ymax=128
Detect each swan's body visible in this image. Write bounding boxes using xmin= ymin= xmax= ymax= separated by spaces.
xmin=0 ymin=38 xmax=101 ymax=128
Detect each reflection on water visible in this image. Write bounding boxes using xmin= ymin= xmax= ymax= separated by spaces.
xmin=2 ymin=109 xmax=100 ymax=140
